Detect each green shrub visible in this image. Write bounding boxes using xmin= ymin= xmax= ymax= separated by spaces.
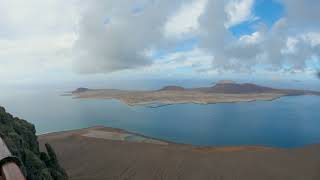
xmin=0 ymin=106 xmax=68 ymax=180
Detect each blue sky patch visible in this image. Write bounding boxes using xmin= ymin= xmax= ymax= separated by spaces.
xmin=254 ymin=0 xmax=284 ymax=27
xmin=230 ymin=0 xmax=284 ymax=37
xmin=229 ymin=21 xmax=257 ymax=37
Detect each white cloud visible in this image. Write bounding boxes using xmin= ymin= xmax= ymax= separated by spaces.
xmin=239 ymin=32 xmax=263 ymax=44
xmin=301 ymin=32 xmax=320 ymax=47
xmin=282 ymin=37 xmax=298 ymax=54
xmin=0 ymin=0 xmax=319 ymax=86
xmin=225 ymin=0 xmax=256 ymax=28
xmin=133 ymin=48 xmax=216 ymax=78
xmin=0 ymin=0 xmax=77 ymax=38
xmin=198 ymin=0 xmax=320 ymax=73
xmin=164 ymin=0 xmax=207 ymax=37
xmin=73 ymin=0 xmax=194 ymax=74
xmin=0 ymin=34 xmax=75 ymax=83
xmin=154 ymin=48 xmax=213 ymax=70
xmin=0 ymin=0 xmax=77 ymax=85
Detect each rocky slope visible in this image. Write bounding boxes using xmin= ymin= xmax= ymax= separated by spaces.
xmin=0 ymin=106 xmax=68 ymax=180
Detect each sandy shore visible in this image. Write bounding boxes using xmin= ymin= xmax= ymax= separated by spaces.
xmin=39 ymin=126 xmax=320 ymax=180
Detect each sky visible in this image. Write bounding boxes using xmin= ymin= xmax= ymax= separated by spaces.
xmin=0 ymin=0 xmax=319 ymax=89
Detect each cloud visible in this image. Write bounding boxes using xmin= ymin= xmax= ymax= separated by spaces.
xmin=239 ymin=32 xmax=263 ymax=44
xmin=0 ymin=0 xmax=319 ymax=84
xmin=164 ymin=0 xmax=207 ymax=37
xmin=280 ymin=0 xmax=320 ymax=28
xmin=0 ymin=0 xmax=77 ymax=85
xmin=198 ymin=0 xmax=262 ymax=71
xmin=73 ymin=0 xmax=193 ymax=74
xmin=197 ymin=0 xmax=320 ymax=72
xmin=151 ymin=48 xmax=214 ymax=73
xmin=0 ymin=0 xmax=77 ymax=39
xmin=225 ymin=0 xmax=257 ymax=27
xmin=121 ymin=48 xmax=216 ymax=79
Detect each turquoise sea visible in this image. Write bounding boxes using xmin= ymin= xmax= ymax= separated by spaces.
xmin=0 ymin=88 xmax=320 ymax=148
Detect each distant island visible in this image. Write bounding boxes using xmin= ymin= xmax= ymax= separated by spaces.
xmin=70 ymin=80 xmax=320 ymax=106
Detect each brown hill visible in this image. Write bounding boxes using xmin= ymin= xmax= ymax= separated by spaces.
xmin=159 ymin=86 xmax=185 ymax=91
xmin=72 ymin=87 xmax=89 ymax=93
xmin=196 ymin=82 xmax=320 ymax=95
xmin=208 ymin=83 xmax=276 ymax=94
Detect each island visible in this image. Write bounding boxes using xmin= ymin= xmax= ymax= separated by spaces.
xmin=70 ymin=80 xmax=320 ymax=106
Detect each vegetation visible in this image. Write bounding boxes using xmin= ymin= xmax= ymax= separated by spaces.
xmin=0 ymin=106 xmax=68 ymax=180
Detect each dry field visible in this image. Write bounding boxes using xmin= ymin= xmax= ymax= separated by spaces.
xmin=39 ymin=126 xmax=320 ymax=180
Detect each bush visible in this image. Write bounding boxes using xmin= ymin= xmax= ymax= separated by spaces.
xmin=0 ymin=106 xmax=68 ymax=180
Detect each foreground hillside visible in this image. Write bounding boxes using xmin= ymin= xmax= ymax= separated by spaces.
xmin=71 ymin=81 xmax=320 ymax=106
xmin=39 ymin=126 xmax=320 ymax=180
xmin=0 ymin=106 xmax=68 ymax=180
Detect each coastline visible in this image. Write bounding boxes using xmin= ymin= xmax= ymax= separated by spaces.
xmin=71 ymin=92 xmax=286 ymax=107
xmin=38 ymin=126 xmax=320 ymax=180
xmin=67 ymin=94 xmax=287 ymax=109
xmin=39 ymin=125 xmax=315 ymax=150
xmin=69 ymin=82 xmax=320 ymax=107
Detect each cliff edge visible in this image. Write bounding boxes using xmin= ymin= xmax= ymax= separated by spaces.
xmin=0 ymin=106 xmax=68 ymax=180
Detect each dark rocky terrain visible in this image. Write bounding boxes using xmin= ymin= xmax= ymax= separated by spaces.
xmin=0 ymin=106 xmax=68 ymax=180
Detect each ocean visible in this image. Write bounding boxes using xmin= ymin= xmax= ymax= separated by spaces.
xmin=0 ymin=87 xmax=320 ymax=148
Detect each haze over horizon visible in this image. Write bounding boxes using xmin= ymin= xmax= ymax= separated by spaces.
xmin=0 ymin=0 xmax=319 ymax=89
